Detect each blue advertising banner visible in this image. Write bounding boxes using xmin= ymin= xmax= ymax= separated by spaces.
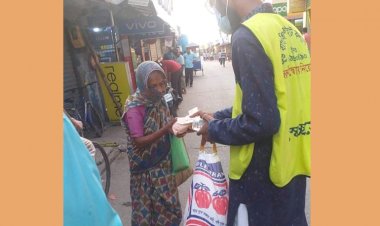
xmin=89 ymin=27 xmax=117 ymax=62
xmin=90 ymin=27 xmax=113 ymax=45
xmin=117 ymin=16 xmax=165 ymax=35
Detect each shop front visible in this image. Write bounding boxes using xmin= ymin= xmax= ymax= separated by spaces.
xmin=64 ymin=19 xmax=108 ymax=124
xmin=272 ymin=0 xmax=306 ymax=32
xmin=64 ymin=2 xmax=136 ymax=125
xmin=64 ymin=0 xmax=179 ymax=127
xmin=117 ymin=15 xmax=176 ymax=63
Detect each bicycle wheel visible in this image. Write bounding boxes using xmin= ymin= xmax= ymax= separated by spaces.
xmin=93 ymin=142 xmax=111 ymax=195
xmin=85 ymin=102 xmax=104 ymax=138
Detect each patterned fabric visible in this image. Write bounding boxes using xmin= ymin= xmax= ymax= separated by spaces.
xmin=130 ymin=154 xmax=182 ymax=226
xmin=122 ymin=95 xmax=172 ymax=173
xmin=126 ymin=89 xmax=156 ymax=109
xmin=121 ymin=61 xmax=172 ymax=173
xmin=120 ymin=61 xmax=182 ymax=225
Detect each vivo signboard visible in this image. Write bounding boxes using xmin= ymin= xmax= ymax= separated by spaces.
xmin=117 ymin=17 xmax=165 ymax=35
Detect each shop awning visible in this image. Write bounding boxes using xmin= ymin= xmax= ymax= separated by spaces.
xmin=64 ymin=0 xmax=177 ymax=37
xmin=114 ymin=0 xmax=177 ymax=33
xmin=151 ymin=0 xmax=177 ymax=34
xmin=111 ymin=0 xmax=177 ymax=36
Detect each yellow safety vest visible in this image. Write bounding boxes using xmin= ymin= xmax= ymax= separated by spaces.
xmin=230 ymin=13 xmax=311 ymax=187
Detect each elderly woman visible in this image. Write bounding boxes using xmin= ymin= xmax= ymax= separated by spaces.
xmin=121 ymin=61 xmax=182 ymax=226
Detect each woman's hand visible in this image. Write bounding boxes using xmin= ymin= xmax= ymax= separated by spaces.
xmin=133 ymin=117 xmax=178 ymax=149
xmin=175 ymin=132 xmax=187 ymax=138
xmin=70 ymin=117 xmax=83 ymax=130
xmin=165 ymin=118 xmax=177 ymax=134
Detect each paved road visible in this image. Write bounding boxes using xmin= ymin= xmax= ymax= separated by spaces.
xmin=93 ymin=60 xmax=310 ymax=226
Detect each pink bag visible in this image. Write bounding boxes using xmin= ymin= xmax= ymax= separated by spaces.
xmin=183 ymin=144 xmax=229 ymax=226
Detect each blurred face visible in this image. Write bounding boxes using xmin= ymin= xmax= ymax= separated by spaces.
xmin=209 ymin=0 xmax=228 ymax=15
xmin=146 ymin=71 xmax=167 ymax=100
xmin=209 ymin=0 xmax=243 ymax=34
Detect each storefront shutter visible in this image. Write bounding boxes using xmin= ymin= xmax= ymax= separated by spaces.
xmin=64 ymin=37 xmax=81 ymax=101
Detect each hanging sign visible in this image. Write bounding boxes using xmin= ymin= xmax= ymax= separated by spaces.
xmin=273 ymin=3 xmax=288 ymax=17
xmin=287 ymin=0 xmax=306 ymax=14
xmin=117 ymin=17 xmax=165 ymax=35
xmin=98 ymin=62 xmax=133 ymax=122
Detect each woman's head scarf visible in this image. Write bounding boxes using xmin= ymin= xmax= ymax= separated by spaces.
xmin=136 ymin=61 xmax=166 ymax=93
xmin=127 ymin=61 xmax=166 ymax=108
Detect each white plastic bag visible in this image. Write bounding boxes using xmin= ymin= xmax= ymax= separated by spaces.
xmin=183 ymin=144 xmax=229 ymax=226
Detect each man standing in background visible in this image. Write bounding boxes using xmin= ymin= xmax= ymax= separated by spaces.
xmin=175 ymin=48 xmax=186 ymax=94
xmin=183 ymin=47 xmax=196 ymax=88
xmin=163 ymin=46 xmax=176 ymax=60
xmin=219 ymin=50 xmax=226 ymax=67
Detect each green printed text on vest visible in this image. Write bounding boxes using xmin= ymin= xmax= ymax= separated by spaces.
xmin=230 ymin=13 xmax=311 ymax=187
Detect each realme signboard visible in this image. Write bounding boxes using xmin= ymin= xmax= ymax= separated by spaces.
xmin=98 ymin=62 xmax=133 ymax=122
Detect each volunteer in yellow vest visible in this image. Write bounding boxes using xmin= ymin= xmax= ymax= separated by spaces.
xmin=194 ymin=0 xmax=311 ymax=225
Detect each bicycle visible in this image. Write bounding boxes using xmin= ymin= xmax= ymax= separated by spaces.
xmin=64 ymin=94 xmax=104 ymax=139
xmin=93 ymin=142 xmax=111 ymax=195
xmin=92 ymin=141 xmax=127 ymax=196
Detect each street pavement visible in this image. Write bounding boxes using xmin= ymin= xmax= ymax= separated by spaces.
xmin=92 ymin=60 xmax=310 ymax=226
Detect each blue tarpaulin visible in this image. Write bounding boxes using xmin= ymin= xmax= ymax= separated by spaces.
xmin=63 ymin=114 xmax=122 ymax=226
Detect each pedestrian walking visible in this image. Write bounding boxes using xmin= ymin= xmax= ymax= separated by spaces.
xmin=194 ymin=0 xmax=311 ymax=225
xmin=219 ymin=50 xmax=226 ymax=67
xmin=183 ymin=47 xmax=196 ymax=87
xmin=120 ymin=61 xmax=182 ymax=226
